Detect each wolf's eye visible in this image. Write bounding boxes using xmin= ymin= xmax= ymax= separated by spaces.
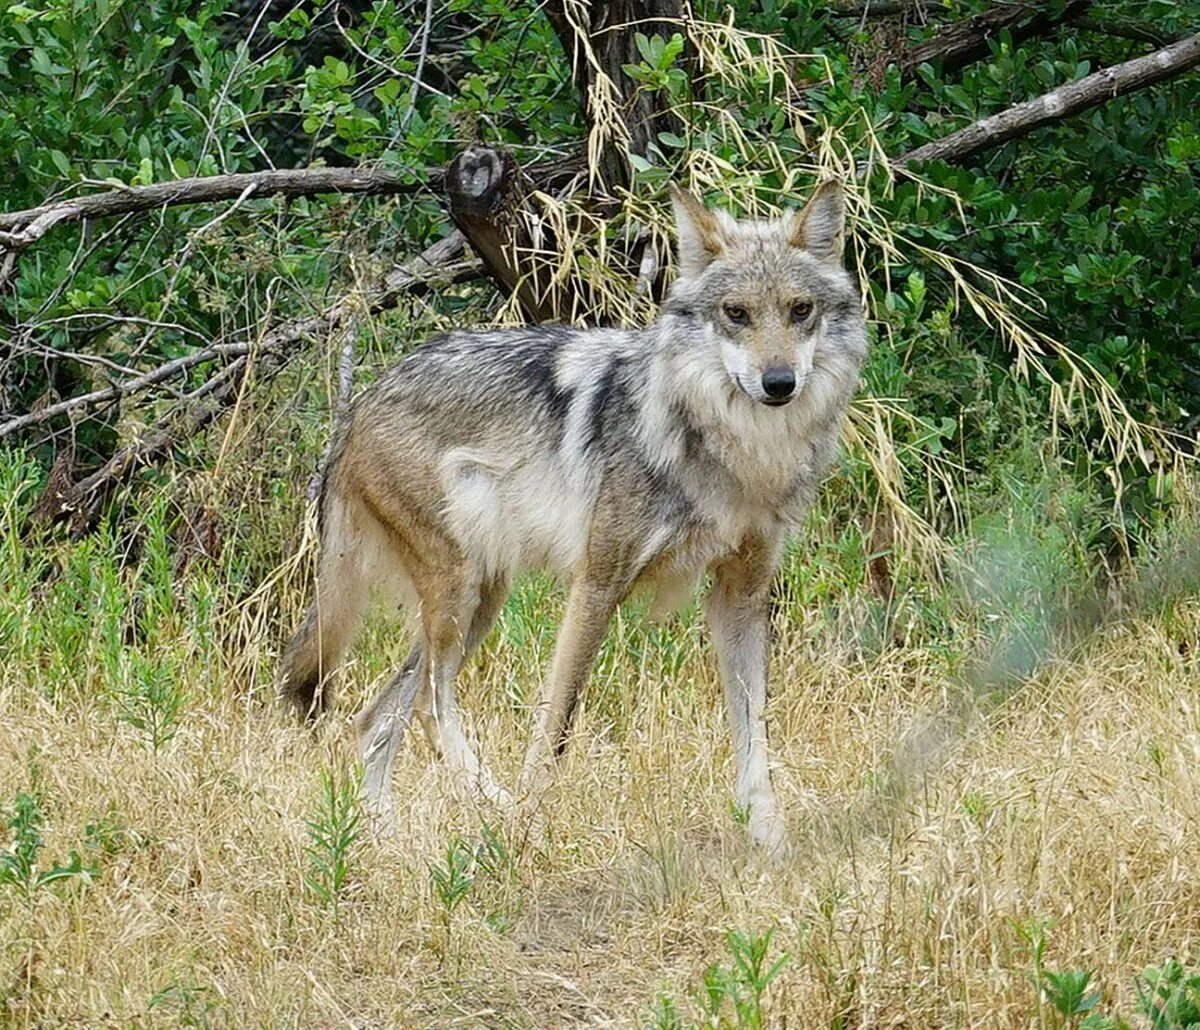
xmin=791 ymin=301 xmax=814 ymax=323
xmin=723 ymin=304 xmax=750 ymax=326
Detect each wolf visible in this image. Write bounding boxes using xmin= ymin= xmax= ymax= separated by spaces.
xmin=279 ymin=178 xmax=868 ymax=856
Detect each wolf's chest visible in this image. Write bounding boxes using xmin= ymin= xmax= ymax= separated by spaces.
xmin=680 ymin=414 xmax=827 ymax=523
xmin=630 ymin=510 xmax=781 ymax=621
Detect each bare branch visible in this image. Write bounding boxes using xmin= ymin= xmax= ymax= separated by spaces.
xmin=0 ymin=166 xmax=437 ymax=255
xmin=895 ymin=31 xmax=1200 ymax=167
xmin=31 ymin=230 xmax=475 ymax=532
xmin=407 ymin=0 xmax=436 ymax=127
xmin=901 ymin=0 xmax=1092 ymax=80
xmin=35 ymin=357 xmax=251 ymax=536
xmin=0 ymin=341 xmax=256 ymax=440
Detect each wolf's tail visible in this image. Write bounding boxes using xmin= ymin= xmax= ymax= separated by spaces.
xmin=279 ymin=428 xmax=368 ymax=720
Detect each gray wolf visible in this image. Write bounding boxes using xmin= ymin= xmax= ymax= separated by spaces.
xmin=279 ymin=179 xmax=868 ymax=856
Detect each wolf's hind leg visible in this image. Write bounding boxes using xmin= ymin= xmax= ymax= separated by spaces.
xmin=355 ymin=645 xmax=423 ymax=820
xmin=421 ymin=573 xmax=511 ymax=806
xmin=354 ymin=573 xmax=510 ymax=818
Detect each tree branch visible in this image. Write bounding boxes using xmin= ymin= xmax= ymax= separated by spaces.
xmin=27 ymin=231 xmax=474 ymax=533
xmin=901 ymin=0 xmax=1092 ymax=80
xmin=0 ymin=341 xmax=257 ymax=440
xmin=895 ymin=31 xmax=1200 ymax=167
xmin=0 ymin=166 xmax=436 ymax=255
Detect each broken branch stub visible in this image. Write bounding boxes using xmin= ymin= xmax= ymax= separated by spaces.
xmin=444 ymin=146 xmax=582 ymax=323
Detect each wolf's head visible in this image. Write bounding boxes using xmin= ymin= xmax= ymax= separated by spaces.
xmin=664 ymin=180 xmax=865 ymax=408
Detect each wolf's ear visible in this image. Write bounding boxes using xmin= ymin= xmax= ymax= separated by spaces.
xmin=789 ymin=178 xmax=845 ymax=263
xmin=669 ymin=183 xmax=730 ymax=279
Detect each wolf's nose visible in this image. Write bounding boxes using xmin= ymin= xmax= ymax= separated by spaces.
xmin=761 ymin=367 xmax=796 ymax=400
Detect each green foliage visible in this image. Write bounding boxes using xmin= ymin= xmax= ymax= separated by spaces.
xmin=4 ymin=0 xmax=1199 ymax=545
xmin=650 ymin=928 xmax=789 ymax=1028
xmin=147 ymin=980 xmax=225 ymax=1027
xmin=426 ymin=824 xmax=519 ymax=963
xmin=1040 ymin=967 xmax=1103 ymax=1021
xmin=1012 ymin=919 xmax=1200 ymax=1028
xmin=1137 ymin=960 xmax=1200 ymax=1029
xmin=623 ymin=31 xmax=689 ymax=94
xmin=109 ymin=650 xmax=188 ymax=752
xmin=428 ymin=839 xmax=475 ymax=919
xmin=303 ymin=764 xmax=363 ymax=913
xmin=0 ymin=786 xmax=96 ymax=903
xmin=428 ymin=823 xmax=515 ymax=921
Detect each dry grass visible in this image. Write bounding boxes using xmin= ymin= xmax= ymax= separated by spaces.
xmin=4 ymin=482 xmax=1200 ymax=1026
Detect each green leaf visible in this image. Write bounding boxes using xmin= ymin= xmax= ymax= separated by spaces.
xmin=374 ymin=78 xmax=402 ymax=106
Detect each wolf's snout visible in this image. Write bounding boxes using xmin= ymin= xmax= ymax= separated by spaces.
xmin=761 ymin=366 xmax=796 ymax=405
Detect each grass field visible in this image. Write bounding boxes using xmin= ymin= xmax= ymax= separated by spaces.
xmin=3 ymin=436 xmax=1200 ymax=1028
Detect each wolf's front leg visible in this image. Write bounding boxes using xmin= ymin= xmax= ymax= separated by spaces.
xmin=706 ymin=534 xmax=789 ymax=859
xmin=518 ymin=574 xmax=623 ymax=805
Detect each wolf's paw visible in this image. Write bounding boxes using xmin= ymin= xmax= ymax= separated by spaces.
xmin=749 ymin=812 xmax=790 ymax=863
xmin=362 ymin=802 xmax=398 ymax=840
xmin=357 ymin=780 xmax=398 ymax=838
xmin=508 ymin=792 xmax=550 ymax=852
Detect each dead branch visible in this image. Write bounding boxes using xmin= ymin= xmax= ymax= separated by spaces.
xmin=34 ymin=356 xmax=251 ymax=536
xmin=0 ymin=165 xmax=435 ymax=258
xmin=374 ymin=229 xmax=471 ymax=307
xmin=443 ymin=147 xmax=583 ymax=323
xmin=895 ymin=30 xmax=1200 ymax=167
xmin=900 ymin=0 xmax=1092 ymax=80
xmin=0 ymin=341 xmax=257 ymax=440
xmin=31 ymin=231 xmax=474 ymax=533
xmin=6 ymin=231 xmax=471 ymax=444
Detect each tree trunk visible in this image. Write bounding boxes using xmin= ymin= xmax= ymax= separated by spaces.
xmin=544 ymin=0 xmax=686 ymax=190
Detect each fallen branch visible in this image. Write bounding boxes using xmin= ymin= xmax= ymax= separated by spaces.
xmin=901 ymin=0 xmax=1092 ymax=80
xmin=0 ymin=341 xmax=257 ymax=440
xmin=895 ymin=31 xmax=1200 ymax=167
xmin=0 ymin=165 xmax=435 ymax=256
xmin=33 ymin=356 xmax=251 ymax=536
xmin=6 ymin=231 xmax=471 ymax=443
